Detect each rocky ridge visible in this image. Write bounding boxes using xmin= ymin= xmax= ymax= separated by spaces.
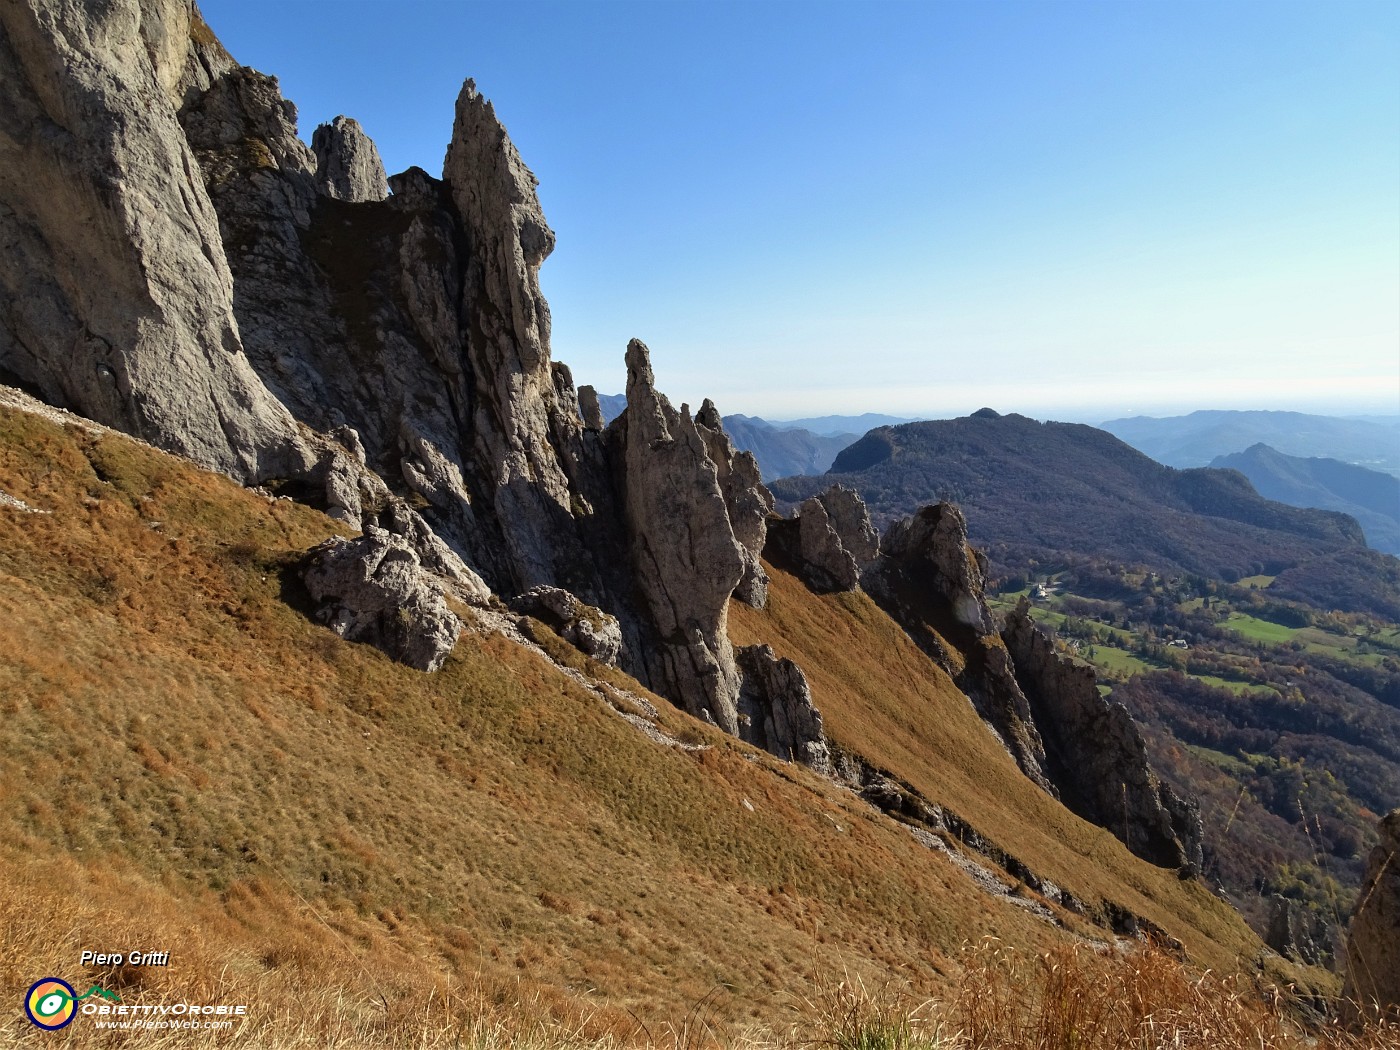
xmin=0 ymin=0 xmax=807 ymax=766
xmin=1002 ymin=598 xmax=1203 ymax=872
xmin=1 ymin=0 xmax=1219 ymax=898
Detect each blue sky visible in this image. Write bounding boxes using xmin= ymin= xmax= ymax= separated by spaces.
xmin=199 ymin=0 xmax=1399 ymax=422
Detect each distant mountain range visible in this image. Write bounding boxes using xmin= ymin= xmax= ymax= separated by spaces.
xmin=1101 ymin=410 xmax=1400 ymax=477
xmin=762 ymin=412 xmax=916 ymax=436
xmin=769 ymin=410 xmax=1394 ymax=613
xmin=592 ymin=396 xmax=869 ymax=480
xmin=1210 ymin=443 xmax=1400 ymax=556
xmin=720 ymin=415 xmax=857 ymax=480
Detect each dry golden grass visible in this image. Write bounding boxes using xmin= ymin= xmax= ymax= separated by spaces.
xmin=0 ymin=406 xmax=1371 ymax=1047
xmin=729 ymin=568 xmax=1306 ymax=982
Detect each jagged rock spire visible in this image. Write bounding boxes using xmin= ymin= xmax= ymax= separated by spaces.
xmin=616 ymin=339 xmax=747 ymax=732
xmin=313 ymin=115 xmax=388 ymax=201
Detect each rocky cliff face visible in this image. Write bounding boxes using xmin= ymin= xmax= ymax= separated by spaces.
xmin=1264 ymin=895 xmax=1332 ymax=968
xmin=736 ymin=644 xmax=831 ymax=772
xmin=1002 ymin=598 xmax=1203 ymax=871
xmin=611 ymin=340 xmax=757 ymax=734
xmin=0 ymin=0 xmax=309 ymax=481
xmin=1343 ymin=809 xmax=1399 ymax=1019
xmin=767 ymin=484 xmax=879 ymax=593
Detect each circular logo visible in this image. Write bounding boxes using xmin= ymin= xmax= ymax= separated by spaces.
xmin=25 ymin=978 xmax=77 ymax=1030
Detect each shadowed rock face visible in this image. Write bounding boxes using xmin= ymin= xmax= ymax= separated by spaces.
xmin=860 ymin=503 xmax=1052 ymax=791
xmin=737 ymin=644 xmax=831 ymax=773
xmin=1343 ymin=810 xmax=1400 ymax=1020
xmin=766 ymin=484 xmax=879 ymax=594
xmin=1002 ymin=599 xmax=1203 ymax=872
xmin=1264 ymin=895 xmax=1332 ymax=967
xmin=882 ymin=504 xmax=995 ymax=635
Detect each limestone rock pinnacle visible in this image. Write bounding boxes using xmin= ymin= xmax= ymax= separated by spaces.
xmin=1002 ymin=598 xmax=1203 ymax=871
xmin=615 ymin=339 xmax=747 ymax=733
xmin=313 ymin=115 xmax=389 ymax=202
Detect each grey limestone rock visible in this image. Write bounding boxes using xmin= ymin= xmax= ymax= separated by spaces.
xmin=510 ymin=585 xmax=623 ymax=666
xmin=737 ymin=644 xmax=832 ymax=773
xmin=798 ymin=485 xmax=880 ymax=592
xmin=1343 ymin=809 xmax=1400 ymax=1020
xmin=442 ymin=79 xmax=589 ymax=591
xmin=797 ymin=497 xmax=859 ymax=591
xmin=614 ymin=339 xmax=746 ymax=733
xmin=312 ymin=115 xmax=388 ymax=202
xmin=819 ymin=485 xmax=880 ymax=565
xmin=764 ymin=484 xmax=877 ymax=594
xmin=577 ymin=386 xmax=605 ymax=431
xmin=695 ymin=398 xmax=773 ymax=607
xmin=1002 ymin=598 xmax=1203 ymax=871
xmin=0 ymin=0 xmax=311 ymax=483
xmin=882 ymin=503 xmax=994 ymax=634
xmin=302 ymin=526 xmax=463 ymax=672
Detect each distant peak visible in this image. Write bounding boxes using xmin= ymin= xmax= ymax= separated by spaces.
xmin=970 ymin=407 xmax=1001 ymax=420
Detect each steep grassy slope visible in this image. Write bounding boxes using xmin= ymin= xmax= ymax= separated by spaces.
xmin=728 ymin=568 xmax=1268 ymax=973
xmin=0 ymin=402 xmax=1334 ymax=1045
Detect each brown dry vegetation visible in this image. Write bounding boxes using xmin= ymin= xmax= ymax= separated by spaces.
xmin=730 ymin=568 xmax=1286 ymax=974
xmin=0 ymin=405 xmax=1387 ymax=1048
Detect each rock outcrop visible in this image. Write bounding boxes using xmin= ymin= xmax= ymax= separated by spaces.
xmin=1002 ymin=599 xmax=1203 ymax=871
xmin=1264 ymin=895 xmax=1332 ymax=967
xmin=862 ymin=503 xmax=1051 ymax=789
xmin=768 ymin=485 xmax=880 ymax=593
xmin=612 ymin=340 xmax=748 ymax=733
xmin=0 ymin=0 xmax=310 ymax=482
xmin=1343 ymin=809 xmax=1400 ymax=1020
xmin=696 ymin=399 xmax=773 ymax=606
xmin=509 ymin=586 xmax=622 ymax=666
xmin=302 ymin=528 xmax=463 ymax=672
xmin=736 ymin=644 xmax=831 ymax=773
xmin=312 ymin=115 xmax=388 ymax=202
xmin=881 ymin=503 xmax=994 ymax=633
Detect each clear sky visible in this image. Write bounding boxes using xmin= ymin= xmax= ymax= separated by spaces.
xmin=199 ymin=0 xmax=1399 ymax=423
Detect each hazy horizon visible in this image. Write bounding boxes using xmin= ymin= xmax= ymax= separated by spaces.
xmin=200 ymin=0 xmax=1400 ymax=426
